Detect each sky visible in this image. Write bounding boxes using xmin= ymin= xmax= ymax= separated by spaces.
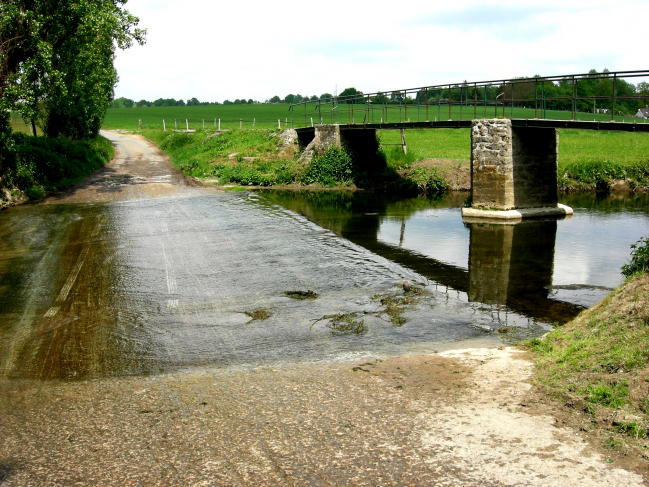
xmin=113 ymin=0 xmax=649 ymax=103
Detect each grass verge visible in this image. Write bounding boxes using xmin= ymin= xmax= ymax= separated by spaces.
xmin=525 ymin=270 xmax=649 ymax=452
xmin=0 ymin=133 xmax=114 ymax=209
xmin=141 ymin=128 xmax=448 ymax=196
xmin=140 ymin=127 xmax=649 ymax=194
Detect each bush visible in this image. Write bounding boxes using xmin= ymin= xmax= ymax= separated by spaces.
xmin=621 ymin=236 xmax=649 ymax=277
xmin=302 ymin=147 xmax=354 ymax=186
xmin=0 ymin=132 xmax=113 ymax=200
xmin=401 ymin=166 xmax=448 ymax=195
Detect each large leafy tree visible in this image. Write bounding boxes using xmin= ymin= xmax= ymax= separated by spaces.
xmin=339 ymin=87 xmax=363 ymax=104
xmin=0 ymin=0 xmax=145 ymax=151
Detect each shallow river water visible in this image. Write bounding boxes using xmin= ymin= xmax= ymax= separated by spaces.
xmin=1 ymin=189 xmax=647 ymax=381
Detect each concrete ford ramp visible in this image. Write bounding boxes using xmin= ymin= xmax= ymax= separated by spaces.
xmin=0 ymin=131 xmax=645 ymax=485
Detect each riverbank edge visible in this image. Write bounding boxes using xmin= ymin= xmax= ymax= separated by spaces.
xmin=133 ymin=128 xmax=648 ymax=196
xmin=523 ymin=272 xmax=649 ymax=468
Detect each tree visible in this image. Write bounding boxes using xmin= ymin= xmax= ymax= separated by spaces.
xmin=269 ymin=95 xmax=281 ymax=103
xmin=0 ymin=0 xmax=146 ymax=148
xmin=320 ymin=93 xmax=333 ymax=102
xmin=638 ymin=82 xmax=649 ymax=109
xmin=339 ymin=87 xmax=363 ymax=104
xmin=186 ymin=97 xmax=200 ymax=106
xmin=111 ymin=97 xmax=134 ymax=108
xmin=284 ymin=94 xmax=296 ymax=104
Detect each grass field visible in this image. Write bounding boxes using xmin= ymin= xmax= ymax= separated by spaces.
xmin=100 ymin=103 xmax=649 ymax=191
xmin=101 ymin=103 xmax=649 ymax=132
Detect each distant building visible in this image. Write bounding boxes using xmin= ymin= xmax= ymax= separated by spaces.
xmin=636 ymin=107 xmax=649 ymax=119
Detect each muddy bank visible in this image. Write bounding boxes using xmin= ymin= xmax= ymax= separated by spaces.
xmin=0 ymin=348 xmax=646 ymax=486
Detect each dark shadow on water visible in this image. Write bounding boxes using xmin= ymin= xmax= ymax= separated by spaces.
xmin=260 ymin=190 xmax=585 ymax=324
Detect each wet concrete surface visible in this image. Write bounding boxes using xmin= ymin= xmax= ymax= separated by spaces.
xmin=1 ymin=131 xmax=647 ymax=485
xmin=1 ymin=132 xmax=524 ymax=382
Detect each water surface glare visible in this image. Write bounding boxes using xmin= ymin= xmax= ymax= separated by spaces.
xmin=0 ymin=191 xmax=647 ymax=380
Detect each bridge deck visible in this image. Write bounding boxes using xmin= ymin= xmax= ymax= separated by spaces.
xmin=295 ymin=119 xmax=649 ymax=133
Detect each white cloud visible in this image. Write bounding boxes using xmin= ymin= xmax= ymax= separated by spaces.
xmin=113 ymin=0 xmax=649 ymax=102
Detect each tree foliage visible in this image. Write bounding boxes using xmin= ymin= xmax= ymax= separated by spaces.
xmin=0 ymin=0 xmax=146 ymax=145
xmin=339 ymin=87 xmax=363 ymax=104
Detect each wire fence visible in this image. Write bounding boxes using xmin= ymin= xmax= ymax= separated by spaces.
xmin=137 ymin=117 xmax=296 ymax=132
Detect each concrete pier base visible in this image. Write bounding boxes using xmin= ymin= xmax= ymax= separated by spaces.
xmin=463 ymin=119 xmax=572 ymax=220
xmin=462 ymin=203 xmax=573 ymax=221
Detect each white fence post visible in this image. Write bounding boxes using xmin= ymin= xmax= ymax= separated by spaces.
xmin=163 ymin=120 xmax=166 ymax=131
xmin=310 ymin=117 xmax=313 ymax=127
xmin=239 ymin=119 xmax=242 ymax=129
xmin=202 ymin=119 xmax=204 ymax=130
xmin=186 ymin=119 xmax=189 ymax=131
xmin=138 ymin=119 xmax=142 ymax=130
xmin=218 ymin=119 xmax=221 ymax=130
xmin=278 ymin=119 xmax=281 ymax=129
xmin=253 ymin=118 xmax=255 ymax=127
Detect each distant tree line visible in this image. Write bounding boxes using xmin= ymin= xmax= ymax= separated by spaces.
xmin=111 ymin=70 xmax=649 ymax=115
xmin=111 ymin=97 xmax=261 ymax=108
xmin=323 ymin=71 xmax=649 ymax=115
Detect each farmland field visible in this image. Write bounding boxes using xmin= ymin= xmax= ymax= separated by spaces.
xmin=101 ymin=103 xmax=649 ymax=188
xmin=101 ymin=103 xmax=649 ymax=132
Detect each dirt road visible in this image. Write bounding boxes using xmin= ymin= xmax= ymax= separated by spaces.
xmin=0 ymin=131 xmax=646 ymax=486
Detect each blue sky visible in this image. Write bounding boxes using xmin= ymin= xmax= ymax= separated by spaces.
xmin=113 ymin=0 xmax=649 ymax=102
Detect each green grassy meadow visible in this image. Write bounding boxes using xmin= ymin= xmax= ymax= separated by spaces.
xmin=102 ymin=104 xmax=649 ymax=191
xmin=102 ymin=103 xmax=649 ymax=132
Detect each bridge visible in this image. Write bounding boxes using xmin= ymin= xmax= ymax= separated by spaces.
xmin=289 ymin=70 xmax=649 ymax=220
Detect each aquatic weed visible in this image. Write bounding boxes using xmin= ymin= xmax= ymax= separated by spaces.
xmin=245 ymin=309 xmax=270 ymax=320
xmin=284 ymin=290 xmax=318 ymax=300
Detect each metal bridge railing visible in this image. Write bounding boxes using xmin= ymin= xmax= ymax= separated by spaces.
xmin=288 ymin=70 xmax=649 ymax=128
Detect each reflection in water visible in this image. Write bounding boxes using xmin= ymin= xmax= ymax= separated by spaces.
xmin=261 ymin=190 xmax=648 ymax=324
xmin=1 ymin=190 xmax=647 ymax=381
xmin=468 ymin=220 xmax=581 ymax=323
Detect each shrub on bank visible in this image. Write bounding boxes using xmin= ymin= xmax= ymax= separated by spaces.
xmin=0 ymin=133 xmax=114 ymax=206
xmin=558 ymin=159 xmax=649 ymax=191
xmin=621 ymin=236 xmax=649 ymax=277
xmin=142 ymin=128 xmax=451 ymax=196
xmin=301 ymin=148 xmax=354 ymax=186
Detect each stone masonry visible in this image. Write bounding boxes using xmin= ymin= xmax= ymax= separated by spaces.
xmin=470 ymin=119 xmax=559 ymax=211
xmin=297 ymin=125 xmax=378 ymax=163
xmin=298 ymin=125 xmax=342 ymax=163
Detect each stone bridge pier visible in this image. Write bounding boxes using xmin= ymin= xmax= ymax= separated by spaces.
xmin=297 ymin=125 xmax=378 ymax=163
xmin=295 ymin=121 xmax=573 ymax=220
xmin=462 ymin=119 xmax=573 ymax=220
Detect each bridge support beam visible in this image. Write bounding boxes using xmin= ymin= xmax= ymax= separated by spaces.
xmin=462 ymin=119 xmax=573 ymax=220
xmin=297 ymin=125 xmax=378 ymax=163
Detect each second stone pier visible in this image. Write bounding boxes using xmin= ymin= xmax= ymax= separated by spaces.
xmin=462 ymin=119 xmax=573 ymax=220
